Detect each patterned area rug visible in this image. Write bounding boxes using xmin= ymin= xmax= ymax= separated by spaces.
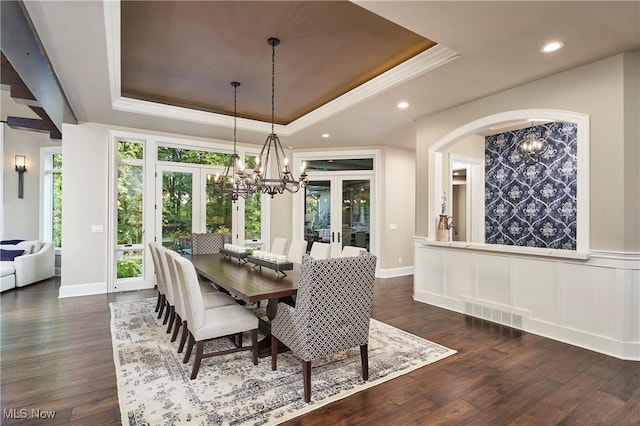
xmin=110 ymin=298 xmax=456 ymax=425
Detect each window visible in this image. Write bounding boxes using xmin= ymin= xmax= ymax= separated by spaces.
xmin=116 ymin=140 xmax=145 ymax=279
xmin=40 ymin=147 xmax=62 ymax=248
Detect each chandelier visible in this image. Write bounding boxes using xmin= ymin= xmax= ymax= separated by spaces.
xmin=253 ymin=38 xmax=307 ymax=197
xmin=213 ymin=81 xmax=256 ymax=201
xmin=519 ymin=124 xmax=549 ymax=161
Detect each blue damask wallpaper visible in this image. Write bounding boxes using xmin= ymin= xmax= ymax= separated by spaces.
xmin=485 ymin=122 xmax=577 ymax=250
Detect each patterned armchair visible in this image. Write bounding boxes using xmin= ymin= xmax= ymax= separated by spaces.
xmin=270 ymin=252 xmax=377 ymax=402
xmin=190 ymin=232 xmax=230 ymax=255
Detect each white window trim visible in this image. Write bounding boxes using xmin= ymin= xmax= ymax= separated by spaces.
xmin=40 ymin=146 xmax=62 ymax=254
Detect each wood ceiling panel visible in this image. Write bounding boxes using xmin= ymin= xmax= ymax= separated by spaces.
xmin=120 ymin=1 xmax=435 ymax=124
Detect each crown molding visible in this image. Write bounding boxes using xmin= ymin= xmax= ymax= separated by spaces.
xmin=104 ymin=0 xmax=459 ymax=137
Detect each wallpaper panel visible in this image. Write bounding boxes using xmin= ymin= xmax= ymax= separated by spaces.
xmin=485 ymin=122 xmax=577 ymax=249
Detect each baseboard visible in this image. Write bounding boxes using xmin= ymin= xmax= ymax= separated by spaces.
xmin=378 ymin=265 xmax=414 ymax=278
xmin=58 ymin=281 xmax=107 ymax=298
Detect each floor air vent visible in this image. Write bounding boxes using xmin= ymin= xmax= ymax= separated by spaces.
xmin=464 ymin=301 xmax=524 ymax=329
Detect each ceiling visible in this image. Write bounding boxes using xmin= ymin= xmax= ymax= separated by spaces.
xmin=120 ymin=1 xmax=435 ymax=125
xmin=16 ymin=1 xmax=640 ymax=151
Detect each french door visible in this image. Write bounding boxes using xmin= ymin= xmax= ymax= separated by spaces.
xmin=300 ymin=176 xmax=372 ymax=258
xmin=155 ymin=164 xmax=257 ymax=249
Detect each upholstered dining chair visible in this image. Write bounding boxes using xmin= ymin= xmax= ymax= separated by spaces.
xmin=174 ymin=255 xmax=259 ymax=379
xmin=271 ymin=237 xmax=289 ymax=256
xmin=148 ymin=243 xmax=167 ymax=318
xmin=191 ymin=232 xmax=229 ymax=255
xmin=309 ymin=241 xmax=331 ymax=259
xmin=270 ymin=252 xmax=377 ymax=402
xmin=163 ymin=248 xmax=239 ymax=351
xmin=149 ymin=242 xmax=176 ymax=327
xmin=340 ymin=245 xmax=366 ymax=257
xmin=286 ymin=239 xmax=308 ymax=263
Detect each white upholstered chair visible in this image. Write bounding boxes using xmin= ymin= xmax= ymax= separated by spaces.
xmin=340 ymin=245 xmax=366 ymax=257
xmin=271 ymin=237 xmax=289 ymax=256
xmin=174 ymin=255 xmax=259 ymax=379
xmin=271 ymin=252 xmax=377 ymax=402
xmin=148 ymin=243 xmax=167 ymax=317
xmin=309 ymin=241 xmax=331 ymax=259
xmin=163 ymin=248 xmax=238 ymax=351
xmin=286 ymin=239 xmax=308 ymax=264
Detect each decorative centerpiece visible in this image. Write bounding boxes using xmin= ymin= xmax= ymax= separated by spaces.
xmin=247 ymin=250 xmax=293 ymax=277
xmin=220 ymin=244 xmax=249 ymax=264
xmin=436 ymin=190 xmax=454 ymax=242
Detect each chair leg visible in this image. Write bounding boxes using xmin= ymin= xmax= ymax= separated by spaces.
xmin=166 ymin=305 xmax=175 ymax=333
xmin=157 ymin=295 xmax=166 ymax=319
xmin=303 ymin=360 xmax=312 ymax=403
xmin=271 ymin=335 xmax=278 ymax=370
xmin=155 ymin=291 xmax=162 ymax=312
xmin=183 ymin=332 xmax=194 ymax=364
xmin=163 ymin=301 xmax=171 ymax=325
xmin=251 ymin=329 xmax=258 ymax=366
xmin=171 ymin=313 xmax=182 ymax=342
xmin=178 ymin=321 xmax=188 ymax=353
xmin=360 ymin=344 xmax=369 ymax=381
xmin=190 ymin=341 xmax=204 ymax=380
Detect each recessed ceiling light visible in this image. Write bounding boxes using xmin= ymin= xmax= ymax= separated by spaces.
xmin=287 ymin=146 xmax=294 ymax=149
xmin=321 ymin=133 xmax=330 ymax=138
xmin=541 ymin=41 xmax=564 ymax=53
xmin=397 ymin=101 xmax=409 ymax=109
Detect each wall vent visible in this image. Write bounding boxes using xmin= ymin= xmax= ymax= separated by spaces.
xmin=464 ymin=301 xmax=524 ymax=329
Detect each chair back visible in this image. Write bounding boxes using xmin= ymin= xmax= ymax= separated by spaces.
xmin=294 ymin=252 xmax=377 ymax=360
xmin=174 ymin=255 xmax=206 ymax=331
xmin=156 ymin=245 xmax=175 ymax=305
xmin=309 ymin=241 xmax=331 ymax=259
xmin=164 ymin=249 xmax=187 ymax=317
xmin=340 ymin=245 xmax=366 ymax=257
xmin=287 ymin=239 xmax=307 ymax=263
xmin=191 ymin=233 xmax=228 ymax=255
xmin=147 ymin=243 xmax=165 ymax=294
xmin=271 ymin=237 xmax=288 ymax=255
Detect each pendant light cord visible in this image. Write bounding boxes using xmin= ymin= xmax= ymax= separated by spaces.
xmin=271 ymin=39 xmax=276 ymax=135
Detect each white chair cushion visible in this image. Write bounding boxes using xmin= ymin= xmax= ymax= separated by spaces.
xmin=193 ymin=305 xmax=259 ymax=341
xmin=203 ymin=292 xmax=237 ymax=309
xmin=1 ymin=262 xmax=15 ymax=276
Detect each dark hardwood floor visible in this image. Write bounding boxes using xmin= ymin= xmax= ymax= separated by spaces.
xmin=1 ymin=276 xmax=638 ymax=425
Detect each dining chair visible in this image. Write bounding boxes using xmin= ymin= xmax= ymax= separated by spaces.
xmin=270 ymin=252 xmax=377 ymax=402
xmin=149 ymin=242 xmax=175 ymax=326
xmin=309 ymin=241 xmax=331 ymax=259
xmin=163 ymin=249 xmax=238 ymax=352
xmin=340 ymin=245 xmax=366 ymax=257
xmin=148 ymin=242 xmax=167 ymax=317
xmin=286 ymin=239 xmax=308 ymax=263
xmin=174 ymin=255 xmax=259 ymax=379
xmin=270 ymin=237 xmax=289 ymax=255
xmin=191 ymin=232 xmax=229 ymax=255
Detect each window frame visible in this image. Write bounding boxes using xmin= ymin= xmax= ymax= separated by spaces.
xmin=40 ymin=146 xmax=63 ymax=254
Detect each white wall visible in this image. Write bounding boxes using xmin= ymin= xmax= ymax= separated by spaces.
xmin=413 ymin=53 xmax=640 ymax=360
xmin=416 ymin=53 xmax=639 ymax=253
xmin=380 ymin=146 xmax=415 ymax=274
xmin=2 ymin=125 xmax=59 ymax=241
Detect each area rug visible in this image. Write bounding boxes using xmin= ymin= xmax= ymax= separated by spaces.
xmin=110 ymin=298 xmax=456 ymax=425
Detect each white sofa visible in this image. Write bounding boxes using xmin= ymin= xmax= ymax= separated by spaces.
xmin=1 ymin=241 xmax=55 ymax=292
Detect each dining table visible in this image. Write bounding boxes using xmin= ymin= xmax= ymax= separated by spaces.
xmin=187 ymin=253 xmax=299 ymax=357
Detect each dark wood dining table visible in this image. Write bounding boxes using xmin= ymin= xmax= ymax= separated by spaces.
xmin=187 ymin=253 xmax=299 ymax=357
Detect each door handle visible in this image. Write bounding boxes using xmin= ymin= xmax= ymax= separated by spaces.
xmin=331 ymin=232 xmax=335 ymax=243
xmin=338 ymin=232 xmax=341 ymax=243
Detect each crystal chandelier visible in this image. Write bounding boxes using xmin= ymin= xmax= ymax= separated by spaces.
xmin=213 ymin=81 xmax=256 ymax=201
xmin=519 ymin=124 xmax=549 ymax=161
xmin=253 ymin=38 xmax=307 ymax=197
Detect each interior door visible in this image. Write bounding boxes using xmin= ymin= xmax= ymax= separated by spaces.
xmin=303 ymin=176 xmax=372 ymax=258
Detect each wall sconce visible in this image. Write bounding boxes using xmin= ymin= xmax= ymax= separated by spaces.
xmin=15 ymin=155 xmax=27 ymax=199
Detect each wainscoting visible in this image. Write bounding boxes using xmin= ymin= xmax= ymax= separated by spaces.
xmin=413 ymin=238 xmax=639 ymax=360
